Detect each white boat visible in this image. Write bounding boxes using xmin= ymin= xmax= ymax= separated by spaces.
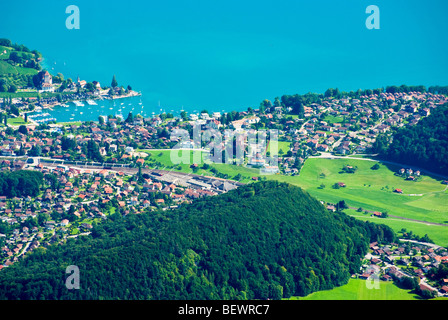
xmin=73 ymin=101 xmax=84 ymax=107
xmin=86 ymin=100 xmax=97 ymax=105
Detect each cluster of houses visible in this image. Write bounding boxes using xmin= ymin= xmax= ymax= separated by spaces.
xmin=397 ymin=167 xmax=421 ymax=181
xmin=358 ymin=241 xmax=448 ymax=297
xmin=0 ymin=156 xmax=241 ymax=268
xmin=286 ymin=91 xmax=447 ymax=158
xmin=0 ymin=115 xmax=185 ymax=161
xmin=3 ymin=88 xmax=447 ymax=177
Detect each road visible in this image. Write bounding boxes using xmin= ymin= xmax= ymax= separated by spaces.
xmin=348 ymin=206 xmax=448 ymax=228
xmin=18 ymin=234 xmax=36 ymax=258
xmin=398 ymin=239 xmax=445 ymax=250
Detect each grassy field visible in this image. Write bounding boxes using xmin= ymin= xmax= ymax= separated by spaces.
xmin=346 ymin=208 xmax=448 ymax=246
xmin=7 ymin=116 xmax=28 ymax=125
xmin=267 ymin=140 xmax=290 ymax=157
xmin=324 ymin=114 xmax=345 ymax=124
xmin=285 ymin=158 xmax=448 ymax=246
xmin=0 ymin=91 xmax=70 ymax=99
xmin=287 ymin=279 xmax=420 ymax=300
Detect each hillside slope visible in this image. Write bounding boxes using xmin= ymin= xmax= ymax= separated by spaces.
xmin=0 ymin=181 xmax=395 ymax=300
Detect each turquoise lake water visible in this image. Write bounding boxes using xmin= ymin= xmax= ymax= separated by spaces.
xmin=1 ymin=0 xmax=448 ymax=122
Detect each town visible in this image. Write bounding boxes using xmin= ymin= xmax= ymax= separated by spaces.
xmin=1 ymin=78 xmax=448 ymax=299
xmin=358 ymin=240 xmax=448 ymax=298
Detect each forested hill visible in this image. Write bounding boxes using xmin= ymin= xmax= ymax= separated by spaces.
xmin=0 ymin=181 xmax=394 ymax=300
xmin=374 ymin=104 xmax=448 ymax=175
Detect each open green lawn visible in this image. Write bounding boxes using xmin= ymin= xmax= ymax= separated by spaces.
xmin=0 ymin=91 xmax=70 ymax=99
xmin=267 ymin=140 xmax=290 ymax=157
xmin=287 ymin=279 xmax=420 ymax=300
xmin=280 ymin=158 xmax=448 ymax=246
xmin=7 ymin=116 xmax=28 ymax=125
xmin=346 ymin=208 xmax=448 ymax=246
xmin=324 ymin=114 xmax=345 ymax=124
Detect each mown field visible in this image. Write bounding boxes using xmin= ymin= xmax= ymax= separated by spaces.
xmin=287 ymin=279 xmax=420 ymax=300
xmin=291 ymin=158 xmax=448 ymax=246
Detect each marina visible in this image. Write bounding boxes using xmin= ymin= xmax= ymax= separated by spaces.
xmin=26 ymin=95 xmax=181 ymax=123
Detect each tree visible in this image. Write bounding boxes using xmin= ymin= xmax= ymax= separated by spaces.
xmin=84 ymin=82 xmax=95 ymax=92
xmin=10 ymin=105 xmax=19 ymax=116
xmin=28 ymin=145 xmax=42 ymax=157
xmin=0 ymin=39 xmax=12 ymax=47
xmin=371 ymin=163 xmax=380 ymax=170
xmin=7 ymin=84 xmax=17 ymax=93
xmin=0 ymin=83 xmax=7 ymax=92
xmin=126 ymin=112 xmax=134 ymax=123
xmin=18 ymin=125 xmax=28 ymax=135
xmin=336 ymin=200 xmax=348 ymax=211
xmin=111 ymin=75 xmax=118 ymax=88
xmin=86 ymin=139 xmax=103 ymax=162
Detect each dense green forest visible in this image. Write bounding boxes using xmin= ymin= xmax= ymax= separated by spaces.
xmin=0 ymin=181 xmax=395 ymax=300
xmin=0 ymin=170 xmax=43 ymax=198
xmin=372 ymin=104 xmax=448 ymax=175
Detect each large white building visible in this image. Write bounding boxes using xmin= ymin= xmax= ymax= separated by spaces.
xmin=39 ymin=71 xmax=55 ymax=92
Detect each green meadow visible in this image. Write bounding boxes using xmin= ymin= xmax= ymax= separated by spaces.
xmin=323 ymin=114 xmax=345 ymax=124
xmin=287 ymin=279 xmax=420 ymax=300
xmin=7 ymin=116 xmax=28 ymax=126
xmin=290 ymin=158 xmax=448 ymax=246
xmin=267 ymin=140 xmax=291 ymax=157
